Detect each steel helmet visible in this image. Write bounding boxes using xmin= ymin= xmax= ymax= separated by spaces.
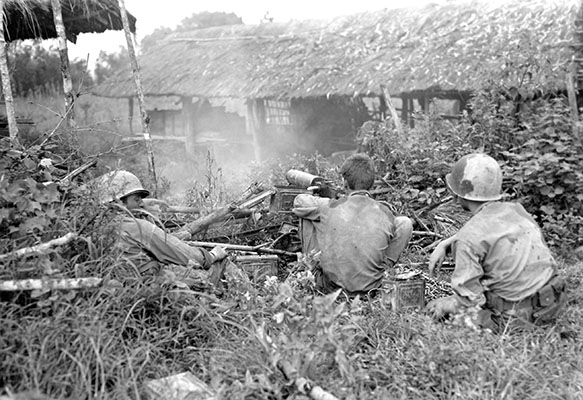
xmin=95 ymin=170 xmax=150 ymax=204
xmin=445 ymin=153 xmax=502 ymax=201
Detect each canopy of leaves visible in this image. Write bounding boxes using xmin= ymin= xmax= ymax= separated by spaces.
xmin=4 ymin=41 xmax=93 ymax=97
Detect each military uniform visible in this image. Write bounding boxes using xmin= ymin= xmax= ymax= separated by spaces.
xmin=450 ymin=201 xmax=565 ymax=330
xmin=293 ymin=191 xmax=412 ymax=297
xmin=112 ymin=215 xmax=219 ymax=285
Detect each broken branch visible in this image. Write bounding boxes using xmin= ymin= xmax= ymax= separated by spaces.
xmin=0 ymin=277 xmax=102 ymax=291
xmin=0 ymin=233 xmax=77 ymax=261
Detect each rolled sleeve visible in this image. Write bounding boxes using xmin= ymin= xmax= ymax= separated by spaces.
xmin=292 ymin=194 xmax=330 ymax=220
xmin=450 ymin=240 xmax=487 ymax=307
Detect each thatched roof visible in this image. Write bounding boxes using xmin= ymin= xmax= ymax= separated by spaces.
xmin=93 ymin=0 xmax=578 ymax=100
xmin=3 ymin=0 xmax=137 ymax=43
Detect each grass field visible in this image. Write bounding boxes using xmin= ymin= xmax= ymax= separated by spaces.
xmin=1 ymin=256 xmax=581 ymax=399
xmin=2 ymin=94 xmax=582 ymax=400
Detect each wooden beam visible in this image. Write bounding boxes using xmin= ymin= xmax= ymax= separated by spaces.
xmin=401 ymin=95 xmax=409 ymax=127
xmin=182 ymin=96 xmax=196 ymax=157
xmin=0 ymin=0 xmax=20 ymax=147
xmin=380 ymin=85 xmax=403 ymax=136
xmin=118 ymin=0 xmax=158 ymax=196
xmin=51 ymin=0 xmax=77 ymax=133
xmin=128 ymin=97 xmax=134 ymax=134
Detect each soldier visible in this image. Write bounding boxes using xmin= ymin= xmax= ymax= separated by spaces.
xmin=94 ymin=170 xmax=228 ymax=285
xmin=426 ymin=153 xmax=566 ymax=331
xmin=292 ymin=153 xmax=413 ymax=298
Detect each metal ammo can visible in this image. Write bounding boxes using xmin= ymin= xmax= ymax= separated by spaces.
xmin=382 ymin=272 xmax=426 ymax=311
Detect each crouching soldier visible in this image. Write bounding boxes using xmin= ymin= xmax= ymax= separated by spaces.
xmin=94 ymin=170 xmax=231 ymax=288
xmin=426 ymin=153 xmax=566 ymax=332
xmin=292 ymin=153 xmax=413 ymax=299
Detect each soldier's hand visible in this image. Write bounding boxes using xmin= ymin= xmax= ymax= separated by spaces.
xmin=210 ymin=246 xmax=228 ymax=262
xmin=428 ymin=236 xmax=455 ymax=275
xmin=425 ymin=295 xmax=459 ymax=320
xmin=142 ymin=198 xmax=170 ymax=213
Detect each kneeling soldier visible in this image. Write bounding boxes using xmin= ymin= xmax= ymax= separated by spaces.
xmin=426 ymin=153 xmax=566 ymax=332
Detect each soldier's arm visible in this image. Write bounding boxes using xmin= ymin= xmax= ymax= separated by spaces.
xmin=450 ymin=239 xmax=487 ymax=308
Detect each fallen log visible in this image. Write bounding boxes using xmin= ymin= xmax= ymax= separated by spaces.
xmin=0 ymin=232 xmax=77 ymax=261
xmin=190 ymin=241 xmax=297 ymax=258
xmin=59 ymin=159 xmax=97 ymax=184
xmin=174 ymin=188 xmax=273 ymax=239
xmin=174 ymin=205 xmax=237 ymax=240
xmin=0 ymin=277 xmax=102 ymax=291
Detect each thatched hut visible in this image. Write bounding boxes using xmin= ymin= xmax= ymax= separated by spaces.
xmin=3 ymin=0 xmax=136 ymax=43
xmin=92 ymin=0 xmax=579 ymax=161
xmin=0 ymin=0 xmax=137 ymax=139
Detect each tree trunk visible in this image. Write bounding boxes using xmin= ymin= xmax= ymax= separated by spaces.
xmin=50 ymin=0 xmax=77 ymax=134
xmin=0 ymin=0 xmax=19 ymax=147
xmin=118 ymin=0 xmax=158 ymax=197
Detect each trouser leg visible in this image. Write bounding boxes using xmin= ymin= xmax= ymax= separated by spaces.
xmin=299 ymin=218 xmax=320 ymax=254
xmin=385 ymin=216 xmax=413 ymax=265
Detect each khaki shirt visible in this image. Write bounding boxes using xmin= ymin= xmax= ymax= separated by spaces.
xmin=451 ymin=202 xmax=555 ymax=307
xmin=115 ymin=216 xmax=213 ymax=276
xmin=293 ymin=192 xmax=396 ymax=293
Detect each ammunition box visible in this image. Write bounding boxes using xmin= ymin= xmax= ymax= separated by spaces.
xmin=235 ymin=255 xmax=279 ymax=285
xmin=269 ymin=186 xmax=310 ymax=213
xmin=383 ymin=278 xmax=426 ymax=311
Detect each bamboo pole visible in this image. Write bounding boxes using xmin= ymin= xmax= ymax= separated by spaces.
xmin=0 ymin=277 xmax=102 ymax=292
xmin=50 ymin=0 xmax=77 ymax=133
xmin=0 ymin=232 xmax=77 ymax=261
xmin=0 ymin=0 xmax=19 ymax=147
xmin=118 ymin=0 xmax=158 ymax=197
xmin=566 ymin=70 xmax=579 ymax=136
xmin=380 ymin=85 xmax=403 ymax=136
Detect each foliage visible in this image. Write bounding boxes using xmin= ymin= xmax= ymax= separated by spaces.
xmin=94 ymin=48 xmax=129 ymax=85
xmin=2 ymin=257 xmax=582 ymax=399
xmin=7 ymin=41 xmax=93 ymax=97
xmin=463 ymin=87 xmax=583 ymax=251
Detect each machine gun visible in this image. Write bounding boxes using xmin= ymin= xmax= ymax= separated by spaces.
xmin=284 ymin=169 xmax=341 ymax=199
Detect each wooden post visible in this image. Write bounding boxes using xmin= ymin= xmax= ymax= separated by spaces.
xmin=118 ymin=0 xmax=158 ymax=196
xmin=128 ymin=96 xmax=134 ymax=134
xmin=378 ymin=95 xmax=387 ymax=120
xmin=0 ymin=0 xmax=19 ymax=147
xmin=182 ymin=96 xmax=195 ymax=157
xmin=380 ymin=85 xmax=403 ymax=135
xmin=50 ymin=0 xmax=77 ymax=133
xmin=408 ymin=98 xmax=415 ymax=128
xmin=246 ymin=99 xmax=263 ymax=162
xmin=401 ymin=95 xmax=409 ymax=127
xmin=567 ymin=71 xmax=578 ymax=123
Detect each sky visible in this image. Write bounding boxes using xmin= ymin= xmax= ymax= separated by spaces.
xmin=66 ymin=0 xmax=439 ymax=65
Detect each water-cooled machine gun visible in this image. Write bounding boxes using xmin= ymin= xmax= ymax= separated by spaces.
xmin=284 ymin=170 xmax=341 ymax=199
xmin=269 ymin=170 xmax=342 ymax=214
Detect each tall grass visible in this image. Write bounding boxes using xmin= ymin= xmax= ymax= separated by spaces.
xmin=1 ymin=259 xmax=581 ymax=399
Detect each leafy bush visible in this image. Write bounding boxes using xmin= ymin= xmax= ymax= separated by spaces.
xmin=463 ymin=87 xmax=583 ymax=251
